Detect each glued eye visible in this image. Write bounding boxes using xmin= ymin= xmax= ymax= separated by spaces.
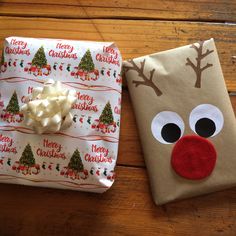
xmin=189 ymin=104 xmax=224 ymax=138
xmin=151 ymin=111 xmax=185 ymax=144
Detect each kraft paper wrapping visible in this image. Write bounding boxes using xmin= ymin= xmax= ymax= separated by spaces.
xmin=124 ymin=39 xmax=236 ymax=205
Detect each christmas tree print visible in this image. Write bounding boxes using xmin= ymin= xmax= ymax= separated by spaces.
xmin=78 ymin=49 xmax=95 ymax=72
xmin=19 ymin=144 xmax=36 ymax=167
xmin=6 ymin=91 xmax=20 ymax=114
xmin=99 ymin=102 xmax=114 ymax=125
xmin=32 ymin=46 xmax=47 ymax=68
xmin=68 ymin=149 xmax=84 ymax=172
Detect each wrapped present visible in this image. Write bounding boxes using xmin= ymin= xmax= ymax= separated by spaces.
xmin=123 ymin=38 xmax=236 ymax=205
xmin=0 ymin=36 xmax=122 ymax=192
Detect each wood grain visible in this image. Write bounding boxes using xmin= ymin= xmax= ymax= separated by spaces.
xmin=0 ymin=16 xmax=236 ymax=91
xmin=0 ymin=0 xmax=236 ymax=22
xmin=119 ymin=89 xmax=144 ymax=167
xmin=0 ymin=4 xmax=236 ymax=235
xmin=0 ymin=166 xmax=236 ymax=236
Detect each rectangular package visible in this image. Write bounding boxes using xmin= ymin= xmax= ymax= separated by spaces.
xmin=0 ymin=36 xmax=122 ymax=192
xmin=124 ymin=38 xmax=236 ymax=204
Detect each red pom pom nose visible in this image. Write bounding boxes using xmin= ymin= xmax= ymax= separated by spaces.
xmin=171 ymin=135 xmax=217 ymax=180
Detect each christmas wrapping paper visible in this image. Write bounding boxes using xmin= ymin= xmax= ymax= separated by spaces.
xmin=0 ymin=36 xmax=122 ymax=193
xmin=123 ymin=39 xmax=236 ymax=205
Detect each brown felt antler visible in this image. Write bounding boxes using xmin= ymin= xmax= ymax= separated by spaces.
xmin=124 ymin=59 xmax=162 ymax=96
xmin=186 ymin=41 xmax=214 ymax=88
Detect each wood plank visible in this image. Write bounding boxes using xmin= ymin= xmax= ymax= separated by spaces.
xmin=0 ymin=0 xmax=236 ymax=22
xmin=0 ymin=17 xmax=235 ymax=90
xmin=0 ymin=166 xmax=236 ymax=236
xmin=119 ymin=89 xmax=144 ymax=167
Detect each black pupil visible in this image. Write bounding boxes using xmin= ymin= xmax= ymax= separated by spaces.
xmin=161 ymin=123 xmax=181 ymax=143
xmin=195 ymin=118 xmax=216 ymax=138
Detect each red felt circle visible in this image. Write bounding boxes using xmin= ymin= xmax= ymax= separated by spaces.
xmin=171 ymin=135 xmax=217 ymax=180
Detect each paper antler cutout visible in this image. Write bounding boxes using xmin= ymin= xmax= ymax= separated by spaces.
xmin=124 ymin=59 xmax=162 ymax=96
xmin=186 ymin=41 xmax=214 ymax=88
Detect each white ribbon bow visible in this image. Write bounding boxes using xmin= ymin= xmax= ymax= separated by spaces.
xmin=21 ymin=79 xmax=77 ymax=134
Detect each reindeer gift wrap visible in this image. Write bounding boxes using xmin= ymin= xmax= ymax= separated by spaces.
xmin=124 ymin=38 xmax=236 ymax=205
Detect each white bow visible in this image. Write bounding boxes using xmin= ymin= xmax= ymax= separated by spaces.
xmin=21 ymin=79 xmax=77 ymax=134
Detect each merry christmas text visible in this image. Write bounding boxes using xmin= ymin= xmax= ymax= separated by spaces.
xmin=36 ymin=139 xmax=66 ymax=159
xmin=0 ymin=134 xmax=17 ymax=154
xmin=84 ymin=144 xmax=112 ymax=163
xmin=0 ymin=134 xmax=13 ymax=147
xmin=10 ymin=38 xmax=27 ymax=49
xmin=96 ymin=46 xmax=120 ymax=66
xmin=49 ymin=43 xmax=77 ymax=59
xmin=5 ymin=38 xmax=30 ymax=56
xmin=72 ymin=92 xmax=98 ymax=112
xmin=92 ymin=144 xmax=109 ymax=157
xmin=84 ymin=153 xmax=112 ymax=163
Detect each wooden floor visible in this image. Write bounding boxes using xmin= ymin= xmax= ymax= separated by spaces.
xmin=0 ymin=1 xmax=236 ymax=235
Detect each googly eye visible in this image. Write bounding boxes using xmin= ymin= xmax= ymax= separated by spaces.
xmin=151 ymin=111 xmax=185 ymax=144
xmin=189 ymin=104 xmax=224 ymax=138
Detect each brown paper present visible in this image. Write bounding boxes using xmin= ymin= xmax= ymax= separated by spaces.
xmin=123 ymin=38 xmax=236 ymax=205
